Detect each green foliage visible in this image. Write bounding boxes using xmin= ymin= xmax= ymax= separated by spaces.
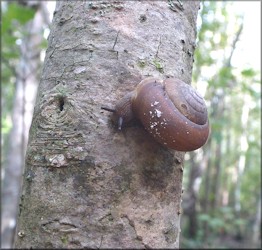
xmin=183 ymin=1 xmax=261 ymax=248
xmin=241 ymin=68 xmax=257 ymax=77
xmin=182 ymin=208 xmax=247 ymax=248
xmin=2 ymin=3 xmax=35 ymax=32
xmin=2 ymin=3 xmax=35 ymax=63
xmin=198 ymin=207 xmax=246 ymax=236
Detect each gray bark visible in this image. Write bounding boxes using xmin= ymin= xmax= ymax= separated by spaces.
xmin=14 ymin=1 xmax=200 ymax=248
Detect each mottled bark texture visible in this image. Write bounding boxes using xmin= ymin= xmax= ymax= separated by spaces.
xmin=14 ymin=1 xmax=200 ymax=248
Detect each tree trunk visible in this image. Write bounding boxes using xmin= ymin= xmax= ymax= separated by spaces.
xmin=14 ymin=1 xmax=200 ymax=248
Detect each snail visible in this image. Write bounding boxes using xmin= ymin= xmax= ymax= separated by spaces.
xmin=101 ymin=77 xmax=209 ymax=151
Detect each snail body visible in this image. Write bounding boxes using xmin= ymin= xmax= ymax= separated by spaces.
xmin=102 ymin=77 xmax=209 ymax=151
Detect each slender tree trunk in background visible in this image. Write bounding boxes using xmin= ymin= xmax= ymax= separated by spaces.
xmin=201 ymin=21 xmax=243 ymax=242
xmin=211 ymin=143 xmax=222 ymax=209
xmin=183 ymin=149 xmax=208 ymax=238
xmin=184 ymin=154 xmax=198 ymax=238
xmin=14 ymin=1 xmax=200 ymax=248
xmin=234 ymin=101 xmax=249 ymax=213
xmin=252 ymin=197 xmax=261 ymax=247
xmin=1 ymin=3 xmax=50 ymax=248
xmin=201 ymin=139 xmax=212 ymax=239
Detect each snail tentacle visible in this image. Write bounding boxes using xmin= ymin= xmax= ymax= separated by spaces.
xmin=118 ymin=117 xmax=123 ymax=130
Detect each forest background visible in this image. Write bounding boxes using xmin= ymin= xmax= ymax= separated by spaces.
xmin=1 ymin=1 xmax=261 ymax=248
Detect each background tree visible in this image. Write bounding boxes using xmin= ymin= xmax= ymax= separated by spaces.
xmin=1 ymin=2 xmax=51 ymax=248
xmin=181 ymin=2 xmax=261 ymax=248
xmin=14 ymin=1 xmax=200 ymax=248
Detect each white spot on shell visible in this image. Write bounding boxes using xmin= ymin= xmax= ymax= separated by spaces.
xmin=150 ymin=121 xmax=158 ymax=129
xmin=160 ymin=121 xmax=167 ymax=128
xmin=155 ymin=109 xmax=162 ymax=118
xmin=151 ymin=101 xmax=160 ymax=107
xmin=186 ymin=131 xmax=189 ymax=134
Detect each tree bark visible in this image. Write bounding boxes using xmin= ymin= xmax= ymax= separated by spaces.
xmin=14 ymin=1 xmax=200 ymax=248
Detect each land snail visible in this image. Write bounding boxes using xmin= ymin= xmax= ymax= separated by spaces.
xmin=101 ymin=77 xmax=209 ymax=151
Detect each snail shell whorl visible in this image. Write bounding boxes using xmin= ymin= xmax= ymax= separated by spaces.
xmin=132 ymin=78 xmax=209 ymax=151
xmin=165 ymin=78 xmax=208 ymax=125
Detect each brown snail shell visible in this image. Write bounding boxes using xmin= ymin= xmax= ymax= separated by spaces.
xmin=132 ymin=78 xmax=209 ymax=151
xmin=102 ymin=77 xmax=209 ymax=151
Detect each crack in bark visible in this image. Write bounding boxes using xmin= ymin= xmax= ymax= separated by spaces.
xmin=168 ymin=0 xmax=184 ymax=12
xmin=112 ymin=30 xmax=120 ymax=50
xmin=123 ymin=214 xmax=147 ymax=248
xmin=41 ymin=218 xmax=78 ymax=234
xmin=155 ymin=35 xmax=162 ymax=59
xmin=98 ymin=235 xmax=103 ymax=249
